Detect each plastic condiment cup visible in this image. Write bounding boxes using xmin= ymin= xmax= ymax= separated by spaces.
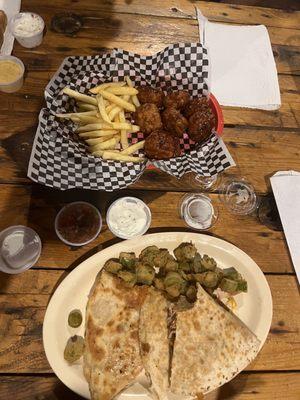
xmin=55 ymin=201 xmax=102 ymax=247
xmin=180 ymin=193 xmax=218 ymax=230
xmin=0 ymin=55 xmax=25 ymax=93
xmin=0 ymin=225 xmax=42 ymax=274
xmin=10 ymin=12 xmax=45 ymax=49
xmin=106 ymin=197 xmax=152 ymax=240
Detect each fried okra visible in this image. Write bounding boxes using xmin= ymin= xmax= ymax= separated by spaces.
xmin=174 ymin=242 xmax=197 ymax=262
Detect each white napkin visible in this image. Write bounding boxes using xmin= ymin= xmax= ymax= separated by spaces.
xmin=0 ymin=0 xmax=21 ymax=55
xmin=196 ymin=8 xmax=281 ymax=110
xmin=270 ymin=171 xmax=300 ymax=284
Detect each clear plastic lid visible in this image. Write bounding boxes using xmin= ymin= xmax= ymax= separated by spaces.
xmin=219 ymin=178 xmax=258 ymax=215
xmin=0 ymin=225 xmax=41 ymax=274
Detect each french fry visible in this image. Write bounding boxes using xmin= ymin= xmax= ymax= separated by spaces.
xmin=78 ymin=115 xmax=104 ymax=124
xmin=125 ymin=76 xmax=140 ymax=107
xmin=118 ymin=110 xmax=129 ymax=150
xmin=77 ymin=102 xmax=98 ymax=111
xmin=90 ymin=81 xmax=126 ymax=94
xmin=77 ymin=123 xmax=115 ymax=132
xmin=56 ymin=110 xmax=97 ymax=119
xmin=99 ymin=89 xmax=136 ymax=112
xmin=90 ymin=136 xmax=120 ymax=152
xmin=108 ymin=106 xmax=122 ymax=121
xmin=105 ymin=103 xmax=115 ymax=114
xmin=97 ymin=94 xmax=112 ymax=124
xmin=85 ymin=135 xmax=116 ymax=146
xmin=121 ymin=140 xmax=145 ymax=155
xmin=78 ymin=129 xmax=119 ymax=138
xmin=62 ymin=88 xmax=97 ymax=106
xmin=111 ymin=122 xmax=140 ymax=131
xmin=102 ymin=151 xmax=145 ymax=163
xmin=106 ymin=86 xmax=138 ymax=96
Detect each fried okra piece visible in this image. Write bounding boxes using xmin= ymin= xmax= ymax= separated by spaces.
xmin=193 ymin=271 xmax=219 ymax=288
xmin=153 ymin=248 xmax=172 ymax=269
xmin=201 ymin=254 xmax=217 ymax=271
xmin=136 ymin=263 xmax=155 ymax=285
xmin=174 ymin=242 xmax=197 ymax=262
xmin=139 ymin=246 xmax=160 ymax=265
xmin=104 ymin=258 xmax=123 ymax=274
xmin=119 ymin=252 xmax=136 ymax=269
xmin=117 ymin=270 xmax=137 ymax=286
xmin=164 ymin=271 xmax=186 ymax=299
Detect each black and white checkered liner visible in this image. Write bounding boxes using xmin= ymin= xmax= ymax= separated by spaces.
xmin=28 ymin=43 xmax=234 ymax=191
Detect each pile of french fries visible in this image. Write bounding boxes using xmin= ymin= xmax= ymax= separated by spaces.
xmin=55 ymin=77 xmax=145 ymax=163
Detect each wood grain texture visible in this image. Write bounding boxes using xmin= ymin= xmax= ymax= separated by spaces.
xmin=0 ymin=372 xmax=299 ymax=399
xmin=0 ymin=184 xmax=295 ymax=273
xmin=0 ymin=272 xmax=299 ymax=373
xmin=25 ymin=0 xmax=300 ymax=30
xmin=1 ymin=123 xmax=300 ymax=193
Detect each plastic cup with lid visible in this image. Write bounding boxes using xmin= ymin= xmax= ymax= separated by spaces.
xmin=180 ymin=193 xmax=218 ymax=230
xmin=10 ymin=12 xmax=45 ymax=48
xmin=0 ymin=225 xmax=42 ymax=274
xmin=0 ymin=55 xmax=25 ymax=93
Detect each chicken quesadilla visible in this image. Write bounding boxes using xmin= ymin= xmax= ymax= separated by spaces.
xmin=139 ymin=287 xmax=169 ymax=400
xmin=170 ymin=284 xmax=261 ymax=396
xmin=83 ymin=271 xmax=148 ymax=400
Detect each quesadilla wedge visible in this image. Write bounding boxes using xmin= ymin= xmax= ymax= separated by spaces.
xmin=139 ymin=287 xmax=169 ymax=400
xmin=171 ymin=284 xmax=261 ymax=397
xmin=83 ymin=271 xmax=148 ymax=400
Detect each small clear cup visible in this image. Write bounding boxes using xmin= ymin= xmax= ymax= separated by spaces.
xmin=0 ymin=55 xmax=25 ymax=93
xmin=10 ymin=12 xmax=45 ymax=49
xmin=219 ymin=178 xmax=258 ymax=215
xmin=188 ymin=173 xmax=220 ymax=191
xmin=55 ymin=202 xmax=102 ymax=247
xmin=180 ymin=193 xmax=218 ymax=230
xmin=106 ymin=197 xmax=152 ymax=240
xmin=0 ymin=225 xmax=42 ymax=274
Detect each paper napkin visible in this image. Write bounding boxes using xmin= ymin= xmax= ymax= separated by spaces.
xmin=270 ymin=171 xmax=300 ymax=283
xmin=0 ymin=0 xmax=21 ymax=55
xmin=196 ymin=8 xmax=281 ymax=110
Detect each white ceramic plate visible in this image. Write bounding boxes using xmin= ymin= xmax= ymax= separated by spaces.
xmin=43 ymin=232 xmax=273 ymax=399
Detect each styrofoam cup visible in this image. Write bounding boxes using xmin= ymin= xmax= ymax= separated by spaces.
xmin=10 ymin=12 xmax=45 ymax=49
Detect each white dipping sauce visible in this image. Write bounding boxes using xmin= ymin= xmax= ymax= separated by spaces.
xmin=11 ymin=12 xmax=44 ymax=48
xmin=107 ymin=197 xmax=151 ymax=239
xmin=14 ymin=13 xmax=44 ymax=37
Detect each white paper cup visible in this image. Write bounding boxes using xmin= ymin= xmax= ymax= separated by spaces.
xmin=0 ymin=55 xmax=25 ymax=93
xmin=10 ymin=12 xmax=45 ymax=49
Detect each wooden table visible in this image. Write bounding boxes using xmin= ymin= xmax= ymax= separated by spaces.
xmin=0 ymin=1 xmax=299 ymax=399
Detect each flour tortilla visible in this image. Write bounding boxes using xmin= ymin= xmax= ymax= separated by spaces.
xmin=83 ymin=271 xmax=148 ymax=400
xmin=171 ymin=284 xmax=261 ymax=396
xmin=139 ymin=287 xmax=169 ymax=400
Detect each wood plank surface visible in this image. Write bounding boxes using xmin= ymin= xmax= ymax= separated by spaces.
xmin=0 ymin=184 xmax=295 ymax=273
xmin=0 ymin=272 xmax=299 ymax=373
xmin=1 ymin=122 xmax=300 ymax=194
xmin=0 ymin=372 xmax=299 ymax=399
xmin=12 ymin=10 xmax=300 ymax=77
xmin=26 ymin=0 xmax=300 ymax=30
